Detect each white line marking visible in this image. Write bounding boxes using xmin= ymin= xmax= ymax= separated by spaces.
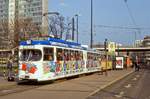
xmin=1 ymin=90 xmax=12 ymax=93
xmin=132 ymin=78 xmax=137 ymax=81
xmin=136 ymin=75 xmax=140 ymax=78
xmin=124 ymin=84 xmax=131 ymax=88
xmin=114 ymin=91 xmax=124 ymax=98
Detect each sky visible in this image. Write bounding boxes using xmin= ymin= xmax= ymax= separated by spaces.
xmin=48 ymin=0 xmax=150 ymax=46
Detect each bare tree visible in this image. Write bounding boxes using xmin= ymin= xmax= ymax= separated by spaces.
xmin=45 ymin=14 xmax=65 ymax=39
xmin=0 ymin=17 xmax=42 ymax=50
xmin=0 ymin=19 xmax=9 ymax=49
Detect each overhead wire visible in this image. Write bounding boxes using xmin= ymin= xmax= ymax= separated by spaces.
xmin=124 ymin=0 xmax=144 ymax=41
xmin=94 ymin=25 xmax=150 ymax=30
xmin=124 ymin=0 xmax=137 ymax=27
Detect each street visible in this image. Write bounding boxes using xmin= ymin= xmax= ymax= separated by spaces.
xmin=0 ymin=69 xmax=133 ymax=99
xmin=88 ymin=68 xmax=150 ymax=99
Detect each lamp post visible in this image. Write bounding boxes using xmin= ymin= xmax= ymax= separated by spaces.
xmin=104 ymin=38 xmax=108 ymax=76
xmin=90 ymin=0 xmax=93 ymax=48
xmin=75 ymin=14 xmax=79 ymax=43
xmin=72 ymin=17 xmax=75 ymax=41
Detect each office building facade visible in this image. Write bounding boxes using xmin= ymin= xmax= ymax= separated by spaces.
xmin=0 ymin=0 xmax=48 ymax=49
xmin=143 ymin=36 xmax=150 ymax=62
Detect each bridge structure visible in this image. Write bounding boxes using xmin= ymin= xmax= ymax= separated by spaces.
xmin=94 ymin=46 xmax=150 ymax=64
xmin=94 ymin=47 xmax=150 ymax=52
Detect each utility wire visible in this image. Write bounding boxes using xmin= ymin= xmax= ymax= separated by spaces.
xmin=95 ymin=25 xmax=150 ymax=30
xmin=124 ymin=0 xmax=137 ymax=27
xmin=124 ymin=0 xmax=142 ymax=45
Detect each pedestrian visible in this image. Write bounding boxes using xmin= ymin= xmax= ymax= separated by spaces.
xmin=134 ymin=61 xmax=140 ymax=71
xmin=7 ymin=54 xmax=14 ymax=81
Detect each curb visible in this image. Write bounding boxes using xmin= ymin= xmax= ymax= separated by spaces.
xmin=87 ymin=70 xmax=134 ymax=98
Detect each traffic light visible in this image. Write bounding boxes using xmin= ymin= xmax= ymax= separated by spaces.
xmin=104 ymin=39 xmax=108 ymax=51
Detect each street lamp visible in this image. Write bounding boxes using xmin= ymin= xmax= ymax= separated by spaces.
xmin=75 ymin=14 xmax=79 ymax=43
xmin=90 ymin=0 xmax=93 ymax=48
xmin=104 ymin=38 xmax=108 ymax=76
xmin=72 ymin=17 xmax=75 ymax=41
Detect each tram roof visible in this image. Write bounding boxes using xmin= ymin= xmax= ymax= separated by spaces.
xmin=20 ymin=38 xmax=87 ymax=50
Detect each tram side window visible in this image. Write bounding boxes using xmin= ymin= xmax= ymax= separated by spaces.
xmin=70 ymin=50 xmax=74 ymax=61
xmin=57 ymin=48 xmax=63 ymax=61
xmin=94 ymin=53 xmax=97 ymax=61
xmin=64 ymin=49 xmax=68 ymax=61
xmin=78 ymin=51 xmax=83 ymax=60
xmin=43 ymin=48 xmax=54 ymax=61
xmin=87 ymin=52 xmax=92 ymax=60
xmin=64 ymin=49 xmax=71 ymax=61
xmin=75 ymin=51 xmax=79 ymax=61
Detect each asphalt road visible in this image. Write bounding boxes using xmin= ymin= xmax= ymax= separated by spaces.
xmin=88 ymin=68 xmax=150 ymax=99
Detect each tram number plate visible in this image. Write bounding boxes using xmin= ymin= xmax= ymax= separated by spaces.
xmin=25 ymin=76 xmax=29 ymax=79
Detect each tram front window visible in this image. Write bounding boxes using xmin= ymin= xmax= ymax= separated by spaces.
xmin=20 ymin=49 xmax=42 ymax=61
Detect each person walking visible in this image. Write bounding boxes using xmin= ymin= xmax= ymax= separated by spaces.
xmin=7 ymin=54 xmax=14 ymax=81
xmin=134 ymin=61 xmax=140 ymax=71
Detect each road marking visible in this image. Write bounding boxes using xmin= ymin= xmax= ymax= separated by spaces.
xmin=114 ymin=91 xmax=124 ymax=98
xmin=136 ymin=75 xmax=140 ymax=78
xmin=132 ymin=78 xmax=137 ymax=81
xmin=124 ymin=84 xmax=131 ymax=88
xmin=87 ymin=70 xmax=134 ymax=98
xmin=1 ymin=90 xmax=12 ymax=93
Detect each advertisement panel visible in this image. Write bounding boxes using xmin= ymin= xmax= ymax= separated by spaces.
xmin=108 ymin=42 xmax=116 ymax=54
xmin=116 ymin=57 xmax=124 ymax=69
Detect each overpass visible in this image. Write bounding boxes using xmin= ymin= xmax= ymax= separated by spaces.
xmin=94 ymin=47 xmax=150 ymax=52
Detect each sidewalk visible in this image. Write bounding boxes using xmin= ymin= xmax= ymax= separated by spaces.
xmin=0 ymin=77 xmax=16 ymax=90
xmin=0 ymin=68 xmax=134 ymax=99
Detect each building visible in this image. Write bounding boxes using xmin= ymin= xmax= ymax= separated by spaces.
xmin=18 ymin=0 xmax=48 ymax=34
xmin=0 ymin=0 xmax=9 ymax=49
xmin=143 ymin=36 xmax=150 ymax=62
xmin=0 ymin=0 xmax=48 ymax=49
xmin=135 ymin=40 xmax=143 ymax=47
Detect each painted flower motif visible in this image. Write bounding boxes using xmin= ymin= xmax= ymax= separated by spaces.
xmin=21 ymin=63 xmax=37 ymax=74
xmin=22 ymin=63 xmax=27 ymax=71
xmin=49 ymin=61 xmax=56 ymax=72
xmin=43 ymin=65 xmax=50 ymax=74
xmin=56 ymin=61 xmax=61 ymax=73
xmin=29 ymin=66 xmax=37 ymax=74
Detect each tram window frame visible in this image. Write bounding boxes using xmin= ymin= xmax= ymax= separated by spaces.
xmin=75 ymin=51 xmax=79 ymax=61
xmin=56 ymin=48 xmax=63 ymax=61
xmin=20 ymin=49 xmax=42 ymax=61
xmin=67 ymin=50 xmax=71 ymax=61
xmin=78 ymin=51 xmax=83 ymax=60
xmin=64 ymin=49 xmax=68 ymax=61
xmin=70 ymin=50 xmax=74 ymax=61
xmin=88 ymin=52 xmax=92 ymax=60
xmin=43 ymin=47 xmax=54 ymax=61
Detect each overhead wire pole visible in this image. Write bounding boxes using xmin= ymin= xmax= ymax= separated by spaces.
xmin=124 ymin=0 xmax=138 ymax=47
xmin=75 ymin=14 xmax=79 ymax=43
xmin=90 ymin=0 xmax=93 ymax=48
xmin=72 ymin=17 xmax=75 ymax=41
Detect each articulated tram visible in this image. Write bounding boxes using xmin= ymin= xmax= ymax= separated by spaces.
xmin=18 ymin=38 xmax=101 ymax=82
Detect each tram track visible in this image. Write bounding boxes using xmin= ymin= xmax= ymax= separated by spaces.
xmin=0 ymin=83 xmax=42 ymax=96
xmin=0 ymin=71 xmax=99 ymax=97
xmin=0 ymin=75 xmax=80 ymax=97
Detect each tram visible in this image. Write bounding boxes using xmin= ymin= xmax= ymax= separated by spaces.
xmin=18 ymin=38 xmax=101 ymax=82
